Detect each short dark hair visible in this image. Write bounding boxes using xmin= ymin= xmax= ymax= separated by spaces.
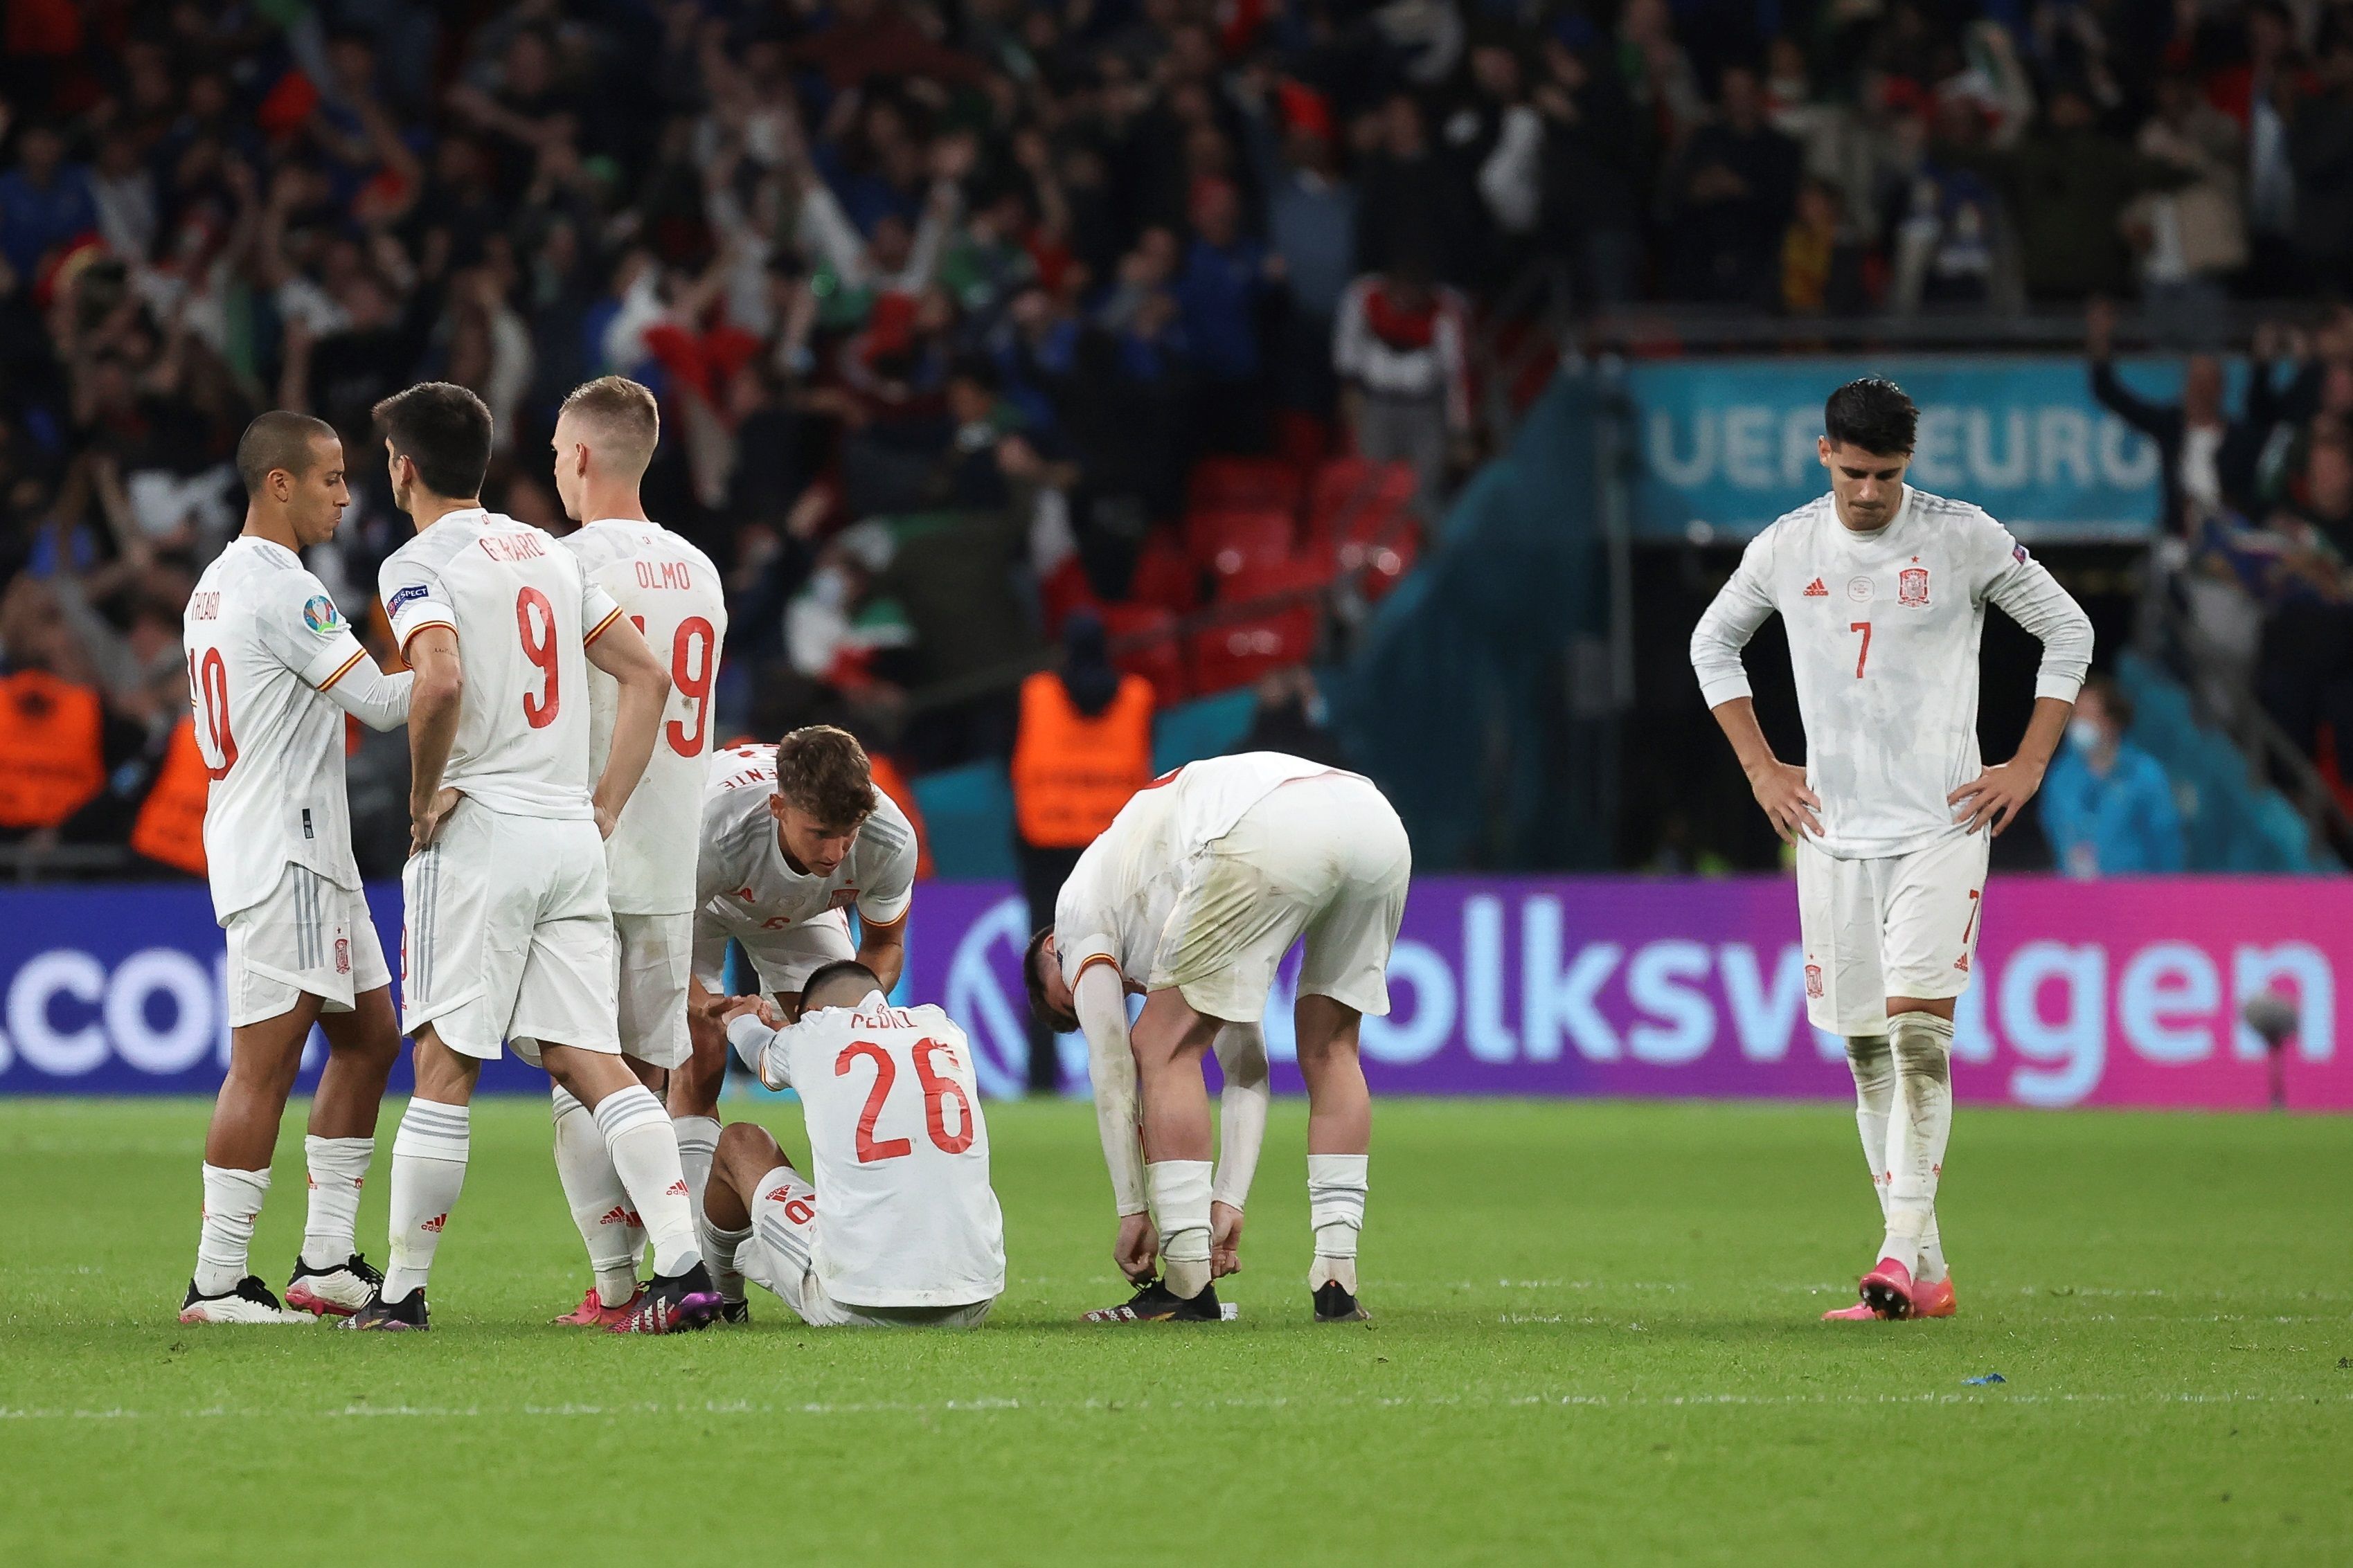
xmin=773 ymin=724 xmax=877 ymax=827
xmin=235 ymin=410 xmax=338 ymax=496
xmin=373 ymin=381 xmax=492 ymax=501
xmin=800 ymin=959 xmax=882 ymax=1011
xmin=2082 ymin=674 xmax=2133 ymax=730
xmin=1023 ymin=926 xmax=1075 ymax=1032
xmin=1824 ymin=377 xmax=1918 ymax=456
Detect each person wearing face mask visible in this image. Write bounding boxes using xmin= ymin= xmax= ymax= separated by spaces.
xmin=2038 ymin=676 xmax=2185 ymax=878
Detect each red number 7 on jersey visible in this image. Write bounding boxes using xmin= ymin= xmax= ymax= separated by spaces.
xmin=1850 ymin=620 xmax=1872 ymax=679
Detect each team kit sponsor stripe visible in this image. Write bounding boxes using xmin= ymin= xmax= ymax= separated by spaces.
xmin=583 ymin=605 xmax=625 ymax=645
xmin=316 ymin=649 xmax=367 ymax=690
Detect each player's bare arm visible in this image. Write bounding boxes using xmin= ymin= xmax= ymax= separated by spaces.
xmin=1064 ymin=954 xmax=1158 ymax=1281
xmin=1708 ymin=695 xmax=1823 ymax=845
xmin=582 ymin=614 xmax=670 ymax=839
xmin=853 ymin=910 xmax=908 ymax=994
xmin=1949 ymin=694 xmax=2074 ymax=835
xmin=404 ymin=624 xmax=464 ymax=851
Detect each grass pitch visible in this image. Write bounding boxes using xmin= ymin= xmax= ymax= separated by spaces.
xmin=0 ymin=1097 xmax=2345 ymax=1567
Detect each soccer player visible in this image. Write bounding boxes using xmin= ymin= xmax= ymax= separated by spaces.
xmin=540 ymin=376 xmax=730 ymax=1328
xmin=699 ymin=959 xmax=1003 ymax=1327
xmin=669 ymin=727 xmax=918 ymax=1162
xmin=1024 ymin=753 xmax=1411 ymax=1324
xmin=1688 ymin=377 xmax=2094 ymax=1322
xmin=347 ymin=382 xmax=717 ymax=1334
xmin=177 ymin=411 xmax=417 ymax=1324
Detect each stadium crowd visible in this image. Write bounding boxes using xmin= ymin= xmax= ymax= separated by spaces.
xmin=2 ymin=0 xmax=2353 ymax=875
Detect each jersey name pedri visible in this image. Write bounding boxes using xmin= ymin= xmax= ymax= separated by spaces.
xmin=1689 ymin=485 xmax=2093 ymax=860
xmin=378 ymin=509 xmax=622 ymax=819
xmin=696 ymin=743 xmax=918 ymax=941
xmin=184 ymin=538 xmax=377 ymax=919
xmin=557 ymin=519 xmax=728 ymax=914
xmin=736 ymin=998 xmax=1004 ymax=1308
xmin=1053 ymin=750 xmax=1342 ymax=989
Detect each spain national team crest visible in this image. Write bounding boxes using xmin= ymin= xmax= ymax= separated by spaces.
xmin=1805 ymin=962 xmax=1824 ymax=999
xmin=1898 ymin=566 xmax=1931 ymax=607
xmin=334 ymin=937 xmax=350 ymax=975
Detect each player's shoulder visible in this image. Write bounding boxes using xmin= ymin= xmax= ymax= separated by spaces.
xmin=1755 ymin=493 xmax=1836 ymax=549
xmin=703 ymin=743 xmax=778 ymax=829
xmin=1904 ymin=486 xmax=2007 ymax=538
xmin=853 ymin=786 xmax=917 ymax=867
xmin=380 ymin=515 xmax=472 ymax=576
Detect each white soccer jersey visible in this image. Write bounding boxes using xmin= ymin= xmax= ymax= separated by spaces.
xmin=1689 ymin=485 xmax=2094 ymax=860
xmin=184 ymin=538 xmax=382 ymax=919
xmin=378 ymin=509 xmax=623 ymax=819
xmin=558 ymin=519 xmax=728 ymax=914
xmin=696 ymin=742 xmax=919 ymax=941
xmin=732 ymin=996 xmax=1004 ymax=1308
xmin=1054 ymin=750 xmax=1341 ymax=989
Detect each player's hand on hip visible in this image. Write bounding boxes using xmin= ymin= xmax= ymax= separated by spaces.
xmin=1210 ymin=1201 xmax=1244 ymax=1277
xmin=593 ymin=802 xmax=619 ymax=840
xmin=1746 ymin=761 xmax=1823 ymax=845
xmin=1114 ymin=1211 xmax=1160 ymax=1283
xmin=1949 ymin=759 xmax=2044 ymax=836
xmin=409 ymin=787 xmax=462 ymax=855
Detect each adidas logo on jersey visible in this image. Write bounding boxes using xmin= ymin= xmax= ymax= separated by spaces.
xmin=1803 ymin=578 xmax=1829 ymax=597
xmin=763 ymin=1185 xmax=798 ymax=1204
xmin=596 ymin=1205 xmax=641 ymax=1227
xmin=666 ymin=1180 xmax=689 ymax=1197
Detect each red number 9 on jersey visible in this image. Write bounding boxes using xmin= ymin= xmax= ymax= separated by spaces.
xmin=515 ymin=586 xmax=560 ymax=728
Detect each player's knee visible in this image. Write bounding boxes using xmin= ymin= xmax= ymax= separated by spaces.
xmin=1891 ymin=1035 xmax=1951 ymax=1084
xmin=1844 ymin=1033 xmax=1892 ymax=1083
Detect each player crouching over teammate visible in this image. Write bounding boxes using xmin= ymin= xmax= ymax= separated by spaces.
xmin=1690 ymin=377 xmax=2093 ymax=1321
xmin=699 ymin=961 xmax=1003 ymax=1328
xmin=1026 ymin=753 xmax=1411 ymax=1324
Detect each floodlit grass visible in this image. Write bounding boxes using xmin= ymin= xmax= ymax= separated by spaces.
xmin=0 ymin=1097 xmax=2345 ymax=1566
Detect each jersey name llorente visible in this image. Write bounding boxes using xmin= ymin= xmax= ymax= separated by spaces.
xmin=696 ymin=743 xmax=918 ymax=942
xmin=1689 ymin=486 xmax=2091 ymax=860
xmin=184 ymin=538 xmax=375 ymax=919
xmin=741 ymin=1000 xmax=1003 ymax=1307
xmin=378 ymin=509 xmax=623 ymax=818
xmin=557 ymin=519 xmax=728 ymax=914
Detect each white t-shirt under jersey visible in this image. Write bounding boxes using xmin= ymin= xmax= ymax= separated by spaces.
xmin=184 ymin=538 xmax=379 ymax=919
xmin=729 ymin=993 xmax=1004 ymax=1308
xmin=1054 ymin=750 xmax=1340 ymax=989
xmin=1688 ymin=485 xmax=2094 ymax=860
xmin=558 ymin=518 xmax=728 ymax=914
xmin=696 ymin=742 xmax=920 ymax=939
xmin=378 ymin=509 xmax=623 ymax=820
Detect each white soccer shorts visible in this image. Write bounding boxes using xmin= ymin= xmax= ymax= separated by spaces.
xmin=400 ymin=800 xmax=620 ymax=1063
xmin=223 ymin=864 xmax=393 ymax=1028
xmin=740 ymin=1166 xmax=993 ymax=1330
xmin=614 ymin=910 xmax=692 ymax=1070
xmin=1796 ymin=829 xmax=1991 ymax=1036
xmin=691 ymin=908 xmax=857 ymax=1001
xmin=1154 ymin=771 xmax=1413 ymax=1023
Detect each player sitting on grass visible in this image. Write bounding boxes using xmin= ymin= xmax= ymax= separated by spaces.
xmin=1690 ymin=377 xmax=2093 ymax=1322
xmin=178 ymin=411 xmax=417 ymax=1324
xmin=699 ymin=960 xmax=1003 ymax=1328
xmin=1026 ymin=753 xmax=1412 ymax=1325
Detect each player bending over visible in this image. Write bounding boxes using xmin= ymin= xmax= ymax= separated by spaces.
xmin=178 ymin=412 xmax=416 ymax=1324
xmin=1689 ymin=377 xmax=2093 ymax=1321
xmin=701 ymin=960 xmax=1003 ymax=1327
xmin=346 ymin=382 xmax=716 ymax=1334
xmin=669 ymin=726 xmax=917 ymax=1187
xmin=540 ymin=376 xmax=731 ymax=1328
xmin=1026 ymin=753 xmax=1411 ymax=1324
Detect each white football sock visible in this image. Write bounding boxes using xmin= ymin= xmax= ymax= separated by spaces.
xmin=1879 ymin=1013 xmax=1956 ymax=1273
xmin=195 ymin=1164 xmax=269 ymax=1296
xmin=383 ymin=1099 xmax=470 ymax=1301
xmin=552 ymin=1086 xmax=641 ymax=1306
xmin=1845 ymin=1034 xmax=1895 ymax=1219
xmin=595 ymin=1085 xmax=701 ymax=1278
xmin=699 ymin=1216 xmax=751 ymax=1305
xmin=1307 ymin=1153 xmax=1368 ymax=1293
xmin=672 ymin=1114 xmax=721 ymax=1232
xmin=300 ymin=1135 xmax=374 ymax=1269
xmin=1917 ymin=1216 xmax=1949 ymax=1286
xmin=1148 ymin=1160 xmax=1214 ymax=1299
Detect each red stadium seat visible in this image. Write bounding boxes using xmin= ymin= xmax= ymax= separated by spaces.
xmin=1186 ymin=456 xmax=1304 ymax=519
xmin=1188 ymin=557 xmax=1328 ymax=694
xmin=1037 ymin=555 xmax=1098 ymax=636
xmin=1129 ymin=527 xmax=1202 ymax=615
xmin=1306 ymin=457 xmax=1417 ymax=543
xmin=1336 ymin=526 xmax=1419 ymax=600
xmin=1101 ymin=602 xmax=1189 ymax=704
xmin=1185 ymin=506 xmax=1296 ymax=578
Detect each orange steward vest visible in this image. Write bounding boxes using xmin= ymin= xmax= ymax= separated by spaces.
xmin=0 ymin=669 xmax=105 ymax=829
xmin=130 ymin=716 xmax=209 ymax=876
xmin=1011 ymin=669 xmax=1154 ymax=848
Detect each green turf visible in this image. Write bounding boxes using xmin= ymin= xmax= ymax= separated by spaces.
xmin=0 ymin=1097 xmax=2345 ymax=1567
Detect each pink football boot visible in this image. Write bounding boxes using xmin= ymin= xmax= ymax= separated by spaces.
xmin=1859 ymin=1257 xmax=1917 ymax=1319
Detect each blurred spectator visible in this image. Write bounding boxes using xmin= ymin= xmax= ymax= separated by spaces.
xmin=1781 ymin=178 xmax=1869 ymax=318
xmin=2087 ymin=298 xmax=2273 ymax=530
xmin=2040 ymin=677 xmax=2186 ymax=877
xmin=1334 ymin=258 xmax=1469 ymax=516
xmin=1231 ymin=665 xmax=1345 ymax=768
xmin=1965 ymin=85 xmax=2163 ymax=303
xmin=2290 ymin=29 xmax=2353 ymax=288
xmin=1010 ymin=609 xmax=1153 ymax=1091
xmin=1667 ymin=63 xmax=1801 ymax=305
xmin=2127 ymin=74 xmax=2246 ymax=345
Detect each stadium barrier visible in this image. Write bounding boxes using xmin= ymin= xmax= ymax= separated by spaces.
xmin=0 ymin=876 xmax=2341 ymax=1110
